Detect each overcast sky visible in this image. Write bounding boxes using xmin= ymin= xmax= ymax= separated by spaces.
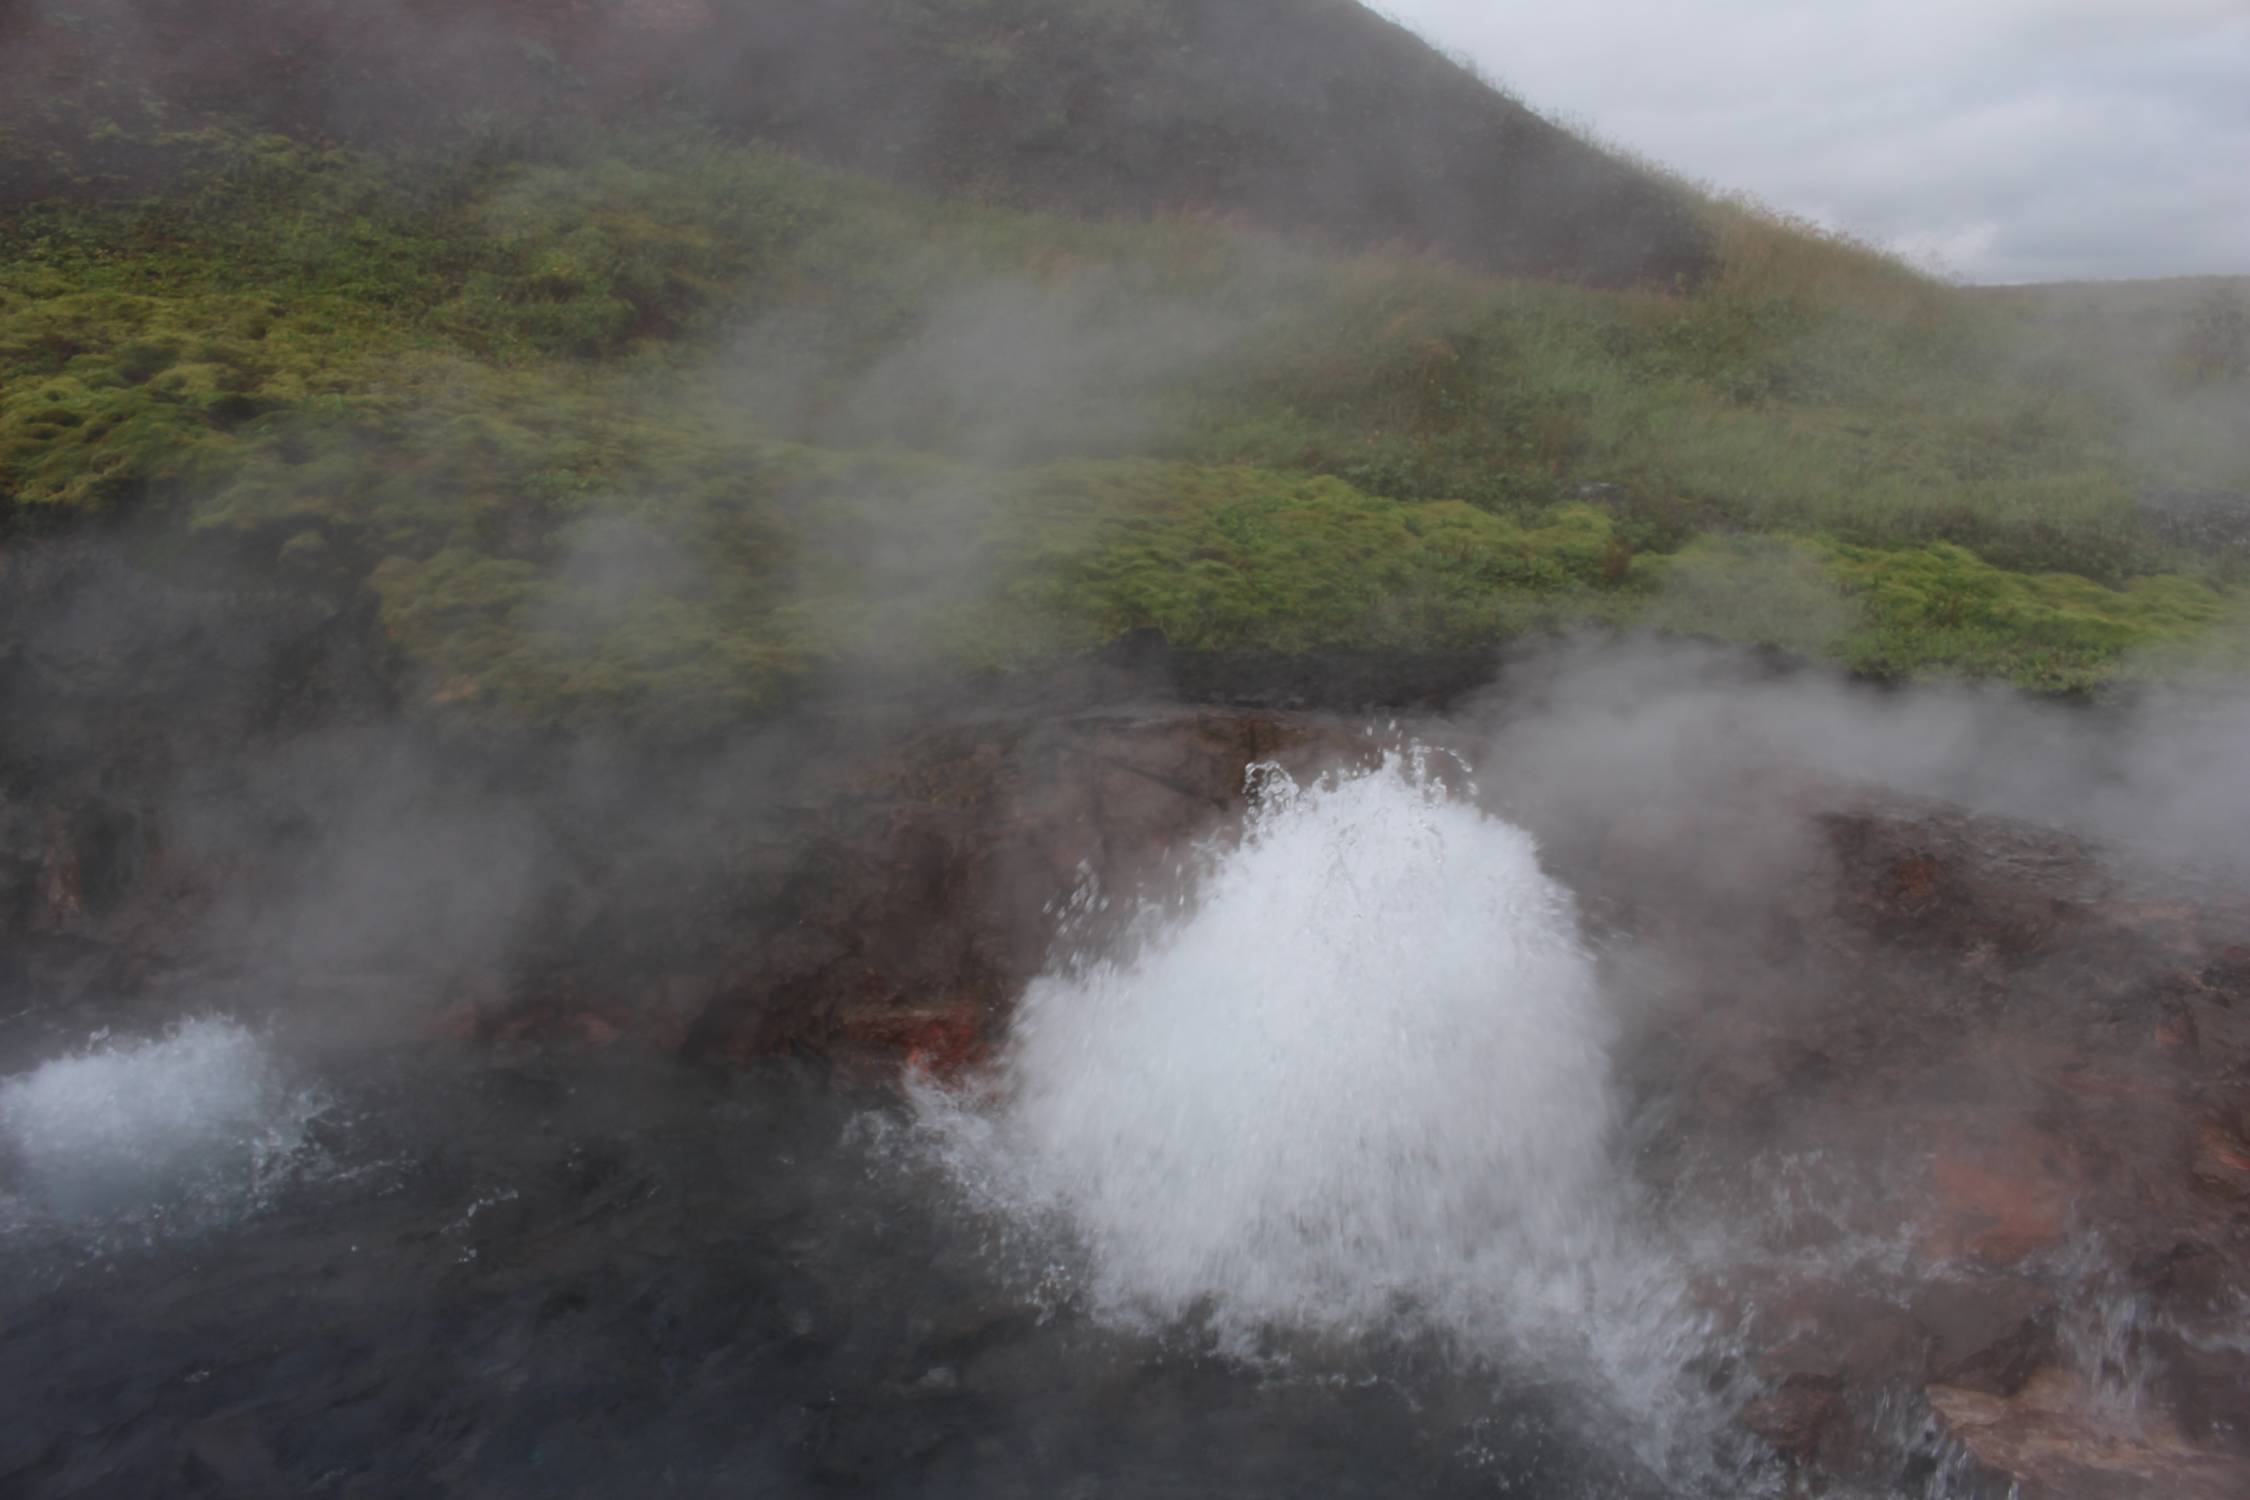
xmin=1374 ymin=0 xmax=2250 ymax=284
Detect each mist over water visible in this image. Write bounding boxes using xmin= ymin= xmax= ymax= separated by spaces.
xmin=915 ymin=749 xmax=1753 ymax=1490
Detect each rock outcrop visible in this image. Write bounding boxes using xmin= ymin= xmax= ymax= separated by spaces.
xmin=1929 ymin=1373 xmax=2250 ymax=1500
xmin=475 ymin=707 xmax=1381 ymax=1071
xmin=1539 ymin=765 xmax=2250 ymax=1496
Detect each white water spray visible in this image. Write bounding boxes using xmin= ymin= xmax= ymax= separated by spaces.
xmin=917 ymin=750 xmax=1738 ymax=1481
xmin=0 ymin=1017 xmax=325 ymax=1231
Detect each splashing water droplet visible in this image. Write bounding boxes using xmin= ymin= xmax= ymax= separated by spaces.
xmin=916 ymin=748 xmax=1752 ymax=1486
xmin=1 ymin=1018 xmax=325 ymax=1235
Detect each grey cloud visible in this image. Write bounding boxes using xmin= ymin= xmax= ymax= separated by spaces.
xmin=1378 ymin=0 xmax=2250 ymax=282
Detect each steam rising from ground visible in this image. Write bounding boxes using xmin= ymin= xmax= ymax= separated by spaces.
xmin=915 ymin=750 xmax=1739 ymax=1485
xmin=0 ymin=1019 xmax=324 ymax=1232
xmin=1479 ymin=636 xmax=2250 ymax=877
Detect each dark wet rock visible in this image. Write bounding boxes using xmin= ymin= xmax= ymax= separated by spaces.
xmin=1740 ymin=1372 xmax=1845 ymax=1470
xmin=1728 ymin=1267 xmax=2056 ymax=1480
xmin=2140 ymin=1243 xmax=2250 ymax=1456
xmin=1914 ymin=1277 xmax=2058 ymax=1394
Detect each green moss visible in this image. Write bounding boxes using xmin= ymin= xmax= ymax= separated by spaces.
xmin=320 ymin=433 xmax=1641 ymax=729
xmin=1637 ymin=535 xmax=1861 ymax=656
xmin=1632 ymin=533 xmax=2239 ymax=691
xmin=1823 ymin=541 xmax=2230 ymax=690
xmin=966 ymin=469 xmax=1628 ymax=660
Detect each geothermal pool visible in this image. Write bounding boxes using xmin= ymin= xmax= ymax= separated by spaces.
xmin=0 ymin=755 xmax=2042 ymax=1497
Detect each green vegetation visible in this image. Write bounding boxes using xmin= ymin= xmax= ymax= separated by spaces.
xmin=4 ymin=123 xmax=2247 ymax=728
xmin=1646 ymin=534 xmax=2236 ymax=693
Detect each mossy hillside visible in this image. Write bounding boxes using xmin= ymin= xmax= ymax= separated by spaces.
xmin=1648 ymin=535 xmax=2237 ymax=693
xmin=2 ymin=0 xmax=1714 ymax=286
xmin=5 ymin=125 xmax=2248 ymax=724
xmin=262 ymin=403 xmax=2236 ymax=727
xmin=1829 ymin=541 xmax=2234 ymax=691
xmin=9 ymin=129 xmax=2235 ymax=560
xmin=323 ymin=444 xmax=1646 ymax=731
xmin=0 ymin=134 xmax=867 ymax=514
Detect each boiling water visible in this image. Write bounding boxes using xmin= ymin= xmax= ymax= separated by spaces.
xmin=0 ymin=759 xmax=1751 ymax=1498
xmin=0 ymin=1017 xmax=325 ymax=1233
xmin=0 ymin=1046 xmax=1676 ymax=1499
xmin=916 ymin=751 xmax=1746 ymax=1487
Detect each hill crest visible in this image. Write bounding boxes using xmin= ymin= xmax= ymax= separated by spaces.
xmin=2 ymin=0 xmax=1711 ymax=287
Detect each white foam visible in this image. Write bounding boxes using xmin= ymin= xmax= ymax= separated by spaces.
xmin=0 ymin=1017 xmax=324 ymax=1229
xmin=915 ymin=749 xmax=1750 ymax=1484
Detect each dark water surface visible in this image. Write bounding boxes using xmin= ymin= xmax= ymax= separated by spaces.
xmin=1 ymin=1041 xmax=1663 ymax=1499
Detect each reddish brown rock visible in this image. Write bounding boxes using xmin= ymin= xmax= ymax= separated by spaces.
xmin=835 ymin=1006 xmax=988 ymax=1081
xmin=1529 ymin=756 xmax=2250 ymax=1492
xmin=2199 ymin=1117 xmax=2250 ymax=1183
xmin=1929 ymin=1369 xmax=2250 ymax=1500
xmin=1922 ymin=1131 xmax=2084 ymax=1267
xmin=630 ymin=709 xmax=1379 ymax=1067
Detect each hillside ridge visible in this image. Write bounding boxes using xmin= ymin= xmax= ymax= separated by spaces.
xmin=1 ymin=0 xmax=2246 ymax=720
xmin=2 ymin=0 xmax=1710 ymax=287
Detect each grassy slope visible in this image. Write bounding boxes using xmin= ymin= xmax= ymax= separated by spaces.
xmin=3 ymin=126 xmax=2247 ymax=731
